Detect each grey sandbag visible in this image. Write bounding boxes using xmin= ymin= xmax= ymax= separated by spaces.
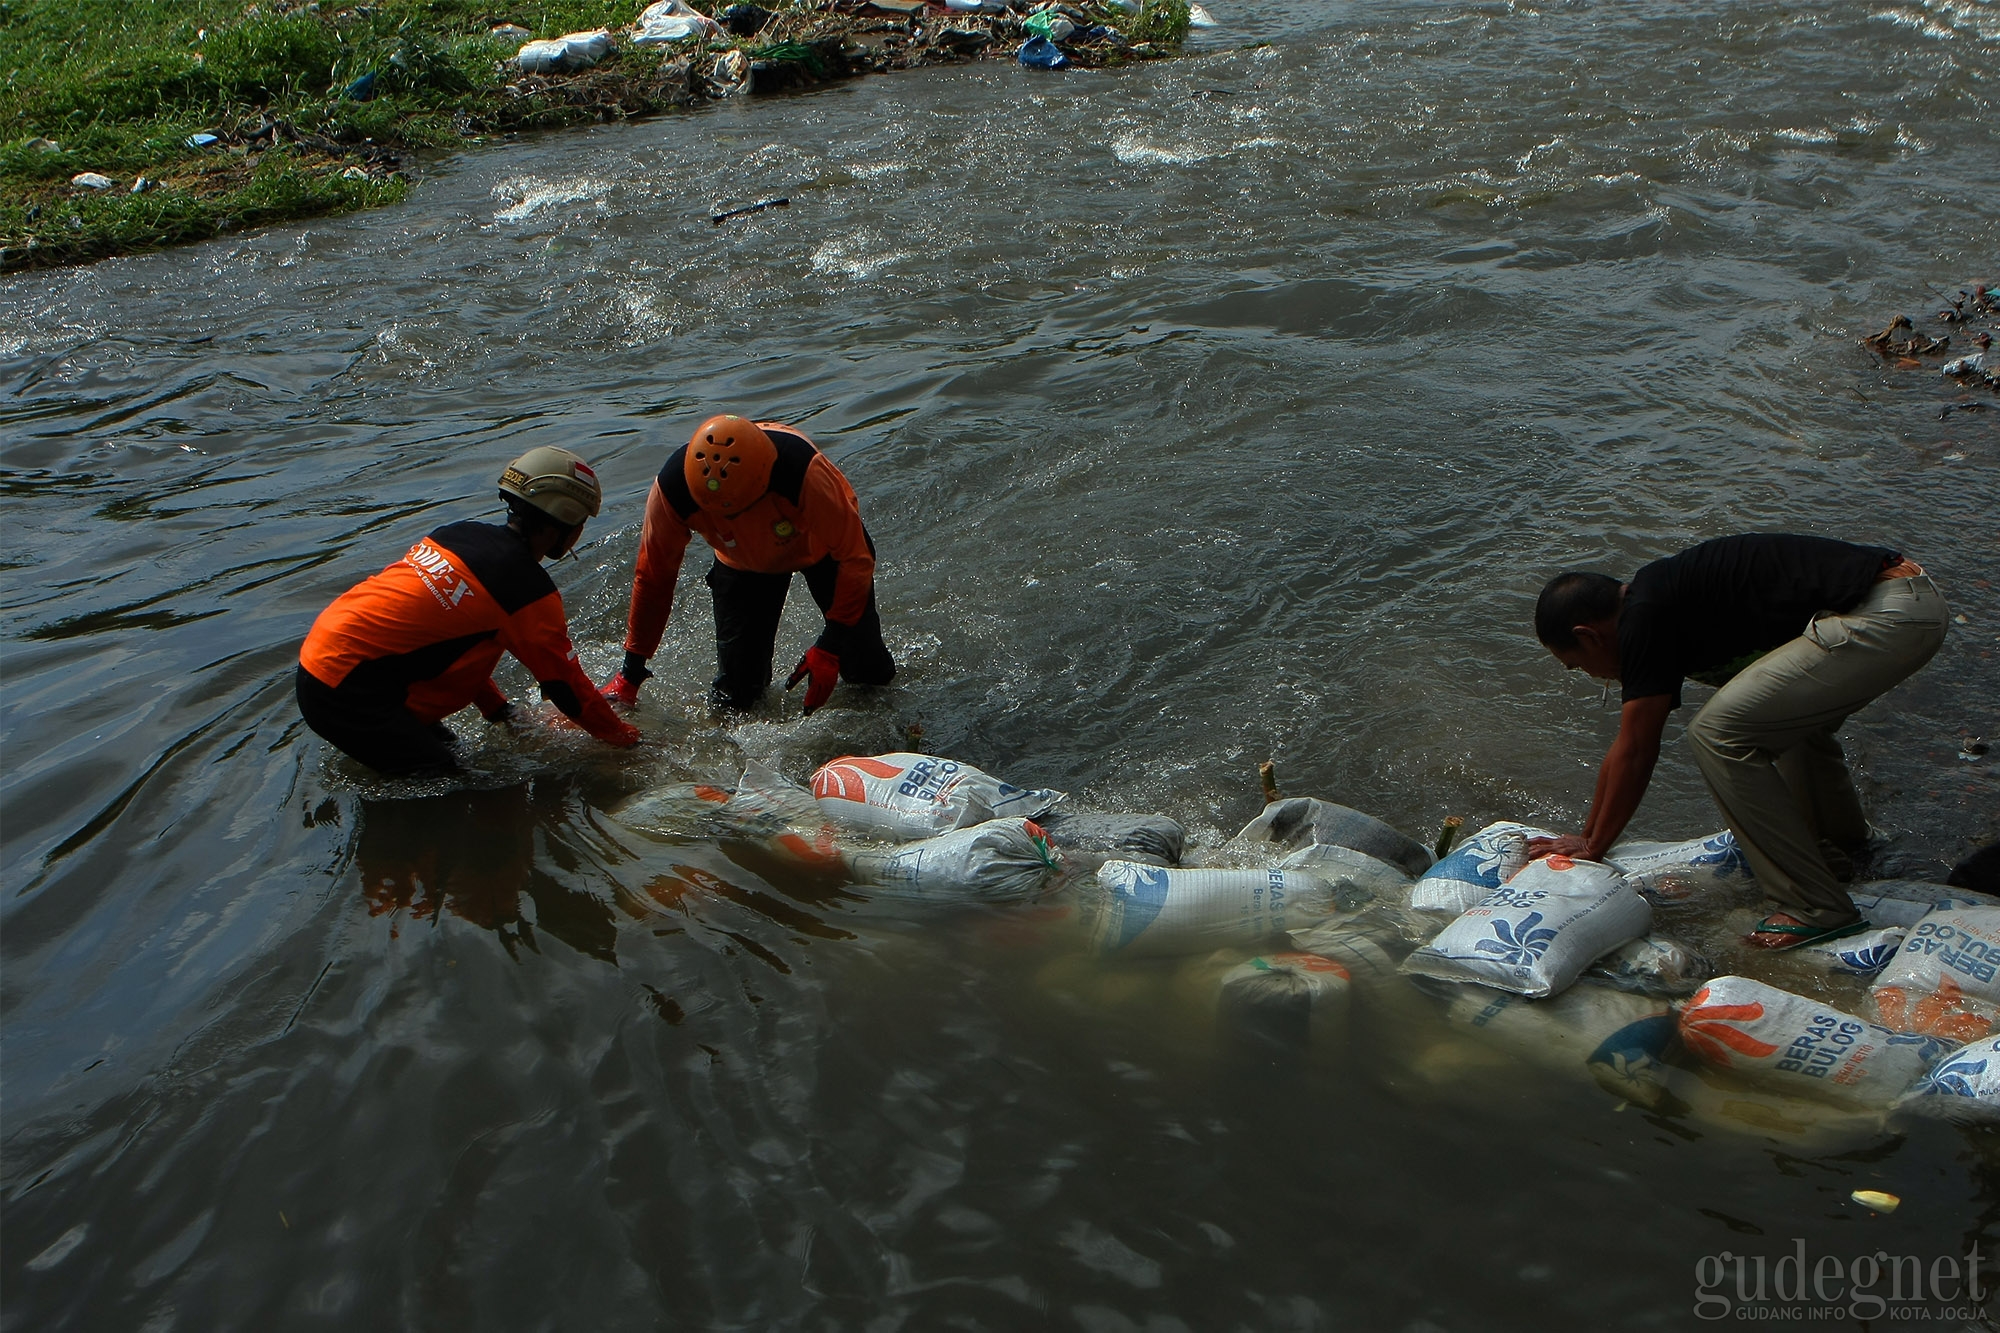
xmin=1035 ymin=809 xmax=1185 ymax=866
xmin=1237 ymin=797 xmax=1433 ymax=878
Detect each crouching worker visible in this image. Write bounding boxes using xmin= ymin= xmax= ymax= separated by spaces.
xmin=1530 ymin=533 xmax=1947 ymax=950
xmin=296 ymin=448 xmax=641 ymax=777
xmin=601 ymin=415 xmax=895 ymax=715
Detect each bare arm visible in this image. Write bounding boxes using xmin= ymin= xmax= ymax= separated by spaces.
xmin=1529 ymin=693 xmax=1672 ymax=862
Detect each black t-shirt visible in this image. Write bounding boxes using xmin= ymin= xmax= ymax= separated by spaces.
xmin=1619 ymin=534 xmax=1895 ymax=707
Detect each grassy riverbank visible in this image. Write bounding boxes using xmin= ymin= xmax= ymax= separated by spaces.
xmin=0 ymin=0 xmax=1189 ymax=273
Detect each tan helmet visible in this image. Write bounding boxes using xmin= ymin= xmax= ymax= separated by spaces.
xmin=498 ymin=446 xmax=602 ymax=527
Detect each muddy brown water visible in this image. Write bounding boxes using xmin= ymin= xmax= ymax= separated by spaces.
xmin=4 ymin=1 xmax=1999 ymax=1327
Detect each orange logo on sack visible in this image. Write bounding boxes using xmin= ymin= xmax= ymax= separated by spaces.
xmin=1678 ymin=987 xmax=1780 ymax=1066
xmin=811 ymin=755 xmax=907 ymax=802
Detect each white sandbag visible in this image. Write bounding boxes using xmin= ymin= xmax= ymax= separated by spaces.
xmin=1585 ymin=934 xmax=1710 ymax=997
xmin=1092 ymin=861 xmax=1335 ymax=958
xmin=606 ymin=780 xmax=733 ymax=834
xmin=811 ymin=752 xmax=1063 ymax=841
xmin=631 ymin=0 xmax=721 ymax=42
xmin=1235 ymin=797 xmax=1434 ymax=878
xmin=1272 ymin=843 xmax=1412 ymax=902
xmin=1678 ymin=975 xmax=1955 ymax=1108
xmin=1442 ymin=981 xmax=1676 ymax=1100
xmin=845 ymin=818 xmax=1058 ymax=901
xmin=1604 ymin=830 xmax=1751 ymax=897
xmin=517 ymin=29 xmax=613 ymax=72
xmin=1898 ymin=1036 xmax=2000 ymax=1122
xmin=1655 ymin=1066 xmax=1889 ymax=1151
xmin=1799 ymin=926 xmax=1907 ymax=977
xmin=1409 ymin=820 xmax=1548 ymax=914
xmin=1286 ymin=914 xmax=1410 ymax=988
xmin=1870 ymin=907 xmax=2000 ymax=1042
xmin=1850 ymin=880 xmax=1999 ymax=929
xmin=1217 ymin=952 xmax=1352 ymax=1047
xmin=1401 ymin=856 xmax=1650 ymax=999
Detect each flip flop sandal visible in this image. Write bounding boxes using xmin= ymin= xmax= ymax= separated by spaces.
xmin=1745 ymin=916 xmax=1868 ymax=951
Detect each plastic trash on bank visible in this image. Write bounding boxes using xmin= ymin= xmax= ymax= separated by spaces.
xmin=811 ymin=752 xmax=1063 ymax=841
xmin=1018 ymin=35 xmax=1071 ymax=69
xmin=1871 ymin=907 xmax=2000 ymax=1042
xmin=1187 ymin=2 xmax=1219 ymax=26
xmin=518 ymin=29 xmax=614 ymax=74
xmin=1093 ymin=861 xmax=1337 ymax=957
xmin=1235 ymin=796 xmax=1434 ymax=879
xmin=71 ymin=172 xmax=114 ymax=189
xmin=1402 ymin=856 xmax=1650 ymax=998
xmin=632 ymin=0 xmax=723 ymax=44
xmin=1024 ymin=9 xmax=1077 ymax=40
xmin=1679 ymin=975 xmax=1955 ymax=1108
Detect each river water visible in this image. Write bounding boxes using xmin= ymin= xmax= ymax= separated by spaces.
xmin=5 ymin=0 xmax=2000 ymax=1327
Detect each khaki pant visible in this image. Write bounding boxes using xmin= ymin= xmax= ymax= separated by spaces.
xmin=1686 ymin=573 xmax=1949 ymax=927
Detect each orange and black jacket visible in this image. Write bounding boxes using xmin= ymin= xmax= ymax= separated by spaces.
xmin=624 ymin=424 xmax=875 ymax=658
xmin=300 ymin=521 xmax=629 ymax=740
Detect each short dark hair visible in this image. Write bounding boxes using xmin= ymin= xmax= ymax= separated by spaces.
xmin=1534 ymin=571 xmax=1622 ymax=648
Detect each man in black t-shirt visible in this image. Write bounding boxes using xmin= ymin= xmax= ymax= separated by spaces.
xmin=1529 ymin=534 xmax=1949 ymax=948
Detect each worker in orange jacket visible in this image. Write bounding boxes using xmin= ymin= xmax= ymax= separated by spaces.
xmin=297 ymin=447 xmax=640 ymax=776
xmin=601 ymin=415 xmax=895 ymax=714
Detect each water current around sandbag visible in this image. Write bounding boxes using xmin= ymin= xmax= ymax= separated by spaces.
xmin=4 ymin=0 xmax=1999 ymax=1326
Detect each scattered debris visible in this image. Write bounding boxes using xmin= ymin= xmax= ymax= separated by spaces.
xmin=1863 ymin=283 xmax=2000 ymax=409
xmin=712 ymin=195 xmax=789 ymax=223
xmin=343 ymin=70 xmax=379 ymax=101
xmin=489 ymin=23 xmax=531 ymax=43
xmin=27 ymin=137 xmax=61 ymax=153
xmin=1019 ymin=34 xmax=1071 ymax=67
xmin=518 ymin=30 xmax=614 ymax=74
xmin=1851 ymin=1189 xmax=1901 ymax=1214
xmin=129 ymin=176 xmax=155 ymax=194
xmin=185 ymin=133 xmax=219 ymax=148
xmin=70 ymin=173 xmax=113 ymax=190
xmin=633 ymin=0 xmax=724 ymax=44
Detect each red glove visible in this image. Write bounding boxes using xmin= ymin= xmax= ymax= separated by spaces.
xmin=785 ymin=645 xmax=840 ymax=715
xmin=601 ymin=671 xmax=642 ymax=709
xmin=605 ymin=718 xmax=641 ymax=748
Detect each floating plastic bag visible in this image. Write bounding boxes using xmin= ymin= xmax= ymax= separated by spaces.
xmin=1679 ymin=975 xmax=1954 ymax=1108
xmin=1401 ymin=856 xmax=1650 ymax=999
xmin=1408 ymin=820 xmax=1549 ymax=914
xmin=1604 ymin=830 xmax=1750 ymax=898
xmin=1800 ymin=926 xmax=1907 ymax=977
xmin=1235 ymin=797 xmax=1434 ymax=879
xmin=518 ymin=29 xmax=613 ymax=73
xmin=845 ymin=818 xmax=1058 ymax=901
xmin=1092 ymin=861 xmax=1335 ymax=957
xmin=1188 ymin=2 xmax=1218 ymax=26
xmin=1018 ymin=35 xmax=1070 ymax=68
xmin=1035 ymin=808 xmax=1184 ymax=866
xmin=1870 ymin=907 xmax=2000 ymax=1042
xmin=1585 ymin=934 xmax=1711 ymax=997
xmin=1850 ymin=880 xmax=1999 ymax=929
xmin=632 ymin=0 xmax=722 ymax=41
xmin=1442 ymin=980 xmax=1675 ymax=1100
xmin=1218 ymin=952 xmax=1351 ymax=1048
xmin=811 ymin=753 xmax=1063 ymax=841
xmin=1899 ymin=1035 xmax=2000 ymax=1122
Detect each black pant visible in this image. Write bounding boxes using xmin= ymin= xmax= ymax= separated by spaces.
xmin=296 ymin=666 xmax=460 ymax=778
xmin=707 ymin=553 xmax=895 ymax=711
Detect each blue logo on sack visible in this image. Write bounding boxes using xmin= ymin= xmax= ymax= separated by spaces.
xmin=1922 ymin=1056 xmax=1987 ymax=1099
xmin=1473 ymin=911 xmax=1558 ymax=967
xmin=1688 ymin=832 xmax=1747 ymax=875
xmin=1587 ymin=1014 xmax=1677 ymax=1088
xmin=1106 ymin=866 xmax=1171 ymax=951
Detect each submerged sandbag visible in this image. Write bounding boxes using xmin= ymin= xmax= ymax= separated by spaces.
xmin=1035 ymin=808 xmax=1184 ymax=866
xmin=1898 ymin=1035 xmax=2000 ymax=1122
xmin=606 ymin=781 xmax=732 ymax=834
xmin=1409 ymin=821 xmax=1548 ymax=914
xmin=1870 ymin=907 xmax=2000 ymax=1042
xmin=1286 ymin=913 xmax=1412 ymax=989
xmin=845 ymin=818 xmax=1058 ymax=901
xmin=1679 ymin=975 xmax=1954 ymax=1108
xmin=1654 ymin=1066 xmax=1889 ymax=1151
xmin=1093 ymin=861 xmax=1336 ymax=957
xmin=1402 ymin=856 xmax=1651 ymax=999
xmin=1850 ymin=880 xmax=2000 ymax=929
xmin=1217 ymin=952 xmax=1352 ymax=1049
xmin=1235 ymin=797 xmax=1434 ymax=878
xmin=1440 ymin=980 xmax=1676 ymax=1101
xmin=1585 ymin=934 xmax=1711 ymax=998
xmin=1604 ymin=831 xmax=1751 ymax=897
xmin=1272 ymin=843 xmax=1413 ymax=903
xmin=811 ymin=753 xmax=1063 ymax=840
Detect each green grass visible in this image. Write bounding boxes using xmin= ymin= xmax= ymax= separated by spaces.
xmin=1 ymin=0 xmax=1190 ymax=270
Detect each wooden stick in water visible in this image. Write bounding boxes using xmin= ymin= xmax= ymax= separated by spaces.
xmin=713 ymin=196 xmax=790 ymax=224
xmin=1258 ymin=760 xmax=1280 ymax=805
xmin=1433 ymin=814 xmax=1464 ymax=860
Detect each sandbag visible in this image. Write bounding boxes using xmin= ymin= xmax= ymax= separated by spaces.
xmin=1799 ymin=927 xmax=1907 ymax=977
xmin=845 ymin=818 xmax=1058 ymax=901
xmin=1898 ymin=1035 xmax=2000 ymax=1122
xmin=1604 ymin=830 xmax=1751 ymax=897
xmin=1441 ymin=981 xmax=1676 ymax=1101
xmin=606 ymin=781 xmax=732 ymax=835
xmin=1585 ymin=934 xmax=1711 ymax=998
xmin=1217 ymin=952 xmax=1352 ymax=1048
xmin=1679 ymin=975 xmax=1954 ymax=1108
xmin=1035 ymin=808 xmax=1184 ymax=866
xmin=1235 ymin=797 xmax=1433 ymax=878
xmin=1870 ymin=907 xmax=2000 ymax=1042
xmin=1286 ymin=913 xmax=1412 ymax=988
xmin=1401 ymin=856 xmax=1650 ymax=999
xmin=1272 ymin=843 xmax=1412 ymax=904
xmin=1654 ymin=1066 xmax=1889 ymax=1151
xmin=811 ymin=753 xmax=1063 ymax=841
xmin=1092 ymin=861 xmax=1336 ymax=958
xmin=1409 ymin=821 xmax=1548 ymax=914
xmin=1850 ymin=880 xmax=1999 ymax=929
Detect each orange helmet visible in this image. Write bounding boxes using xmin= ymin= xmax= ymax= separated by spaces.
xmin=684 ymin=415 xmax=776 ymax=516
